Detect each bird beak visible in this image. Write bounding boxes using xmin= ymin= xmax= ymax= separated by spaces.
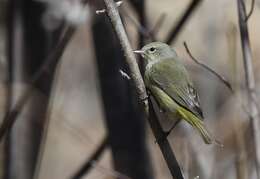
xmin=133 ymin=50 xmax=144 ymax=55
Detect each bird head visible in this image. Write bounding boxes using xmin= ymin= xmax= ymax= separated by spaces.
xmin=134 ymin=42 xmax=177 ymax=64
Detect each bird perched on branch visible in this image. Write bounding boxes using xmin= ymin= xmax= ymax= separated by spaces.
xmin=134 ymin=42 xmax=220 ymax=145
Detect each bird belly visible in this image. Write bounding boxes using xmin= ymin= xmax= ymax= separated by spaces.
xmin=150 ymin=86 xmax=181 ymax=121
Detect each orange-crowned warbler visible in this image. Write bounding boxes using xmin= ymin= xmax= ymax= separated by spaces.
xmin=134 ymin=42 xmax=219 ymax=145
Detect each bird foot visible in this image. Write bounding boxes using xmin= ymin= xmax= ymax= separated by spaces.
xmin=140 ymin=90 xmax=151 ymax=102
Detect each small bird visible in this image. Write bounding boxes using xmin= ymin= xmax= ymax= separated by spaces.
xmin=134 ymin=42 xmax=217 ymax=144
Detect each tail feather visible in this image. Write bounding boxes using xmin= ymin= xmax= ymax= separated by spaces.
xmin=192 ymin=119 xmax=213 ymax=144
xmin=178 ymin=107 xmax=223 ymax=146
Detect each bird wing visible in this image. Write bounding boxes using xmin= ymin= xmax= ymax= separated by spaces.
xmin=147 ymin=58 xmax=203 ymax=119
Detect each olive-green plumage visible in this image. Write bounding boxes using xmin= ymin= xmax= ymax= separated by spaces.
xmin=135 ymin=42 xmax=213 ymax=144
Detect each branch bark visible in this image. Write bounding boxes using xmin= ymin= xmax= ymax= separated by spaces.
xmin=92 ymin=10 xmax=153 ymax=178
xmin=103 ymin=0 xmax=184 ymax=178
xmin=104 ymin=0 xmax=148 ymax=108
xmin=237 ymin=0 xmax=260 ymax=177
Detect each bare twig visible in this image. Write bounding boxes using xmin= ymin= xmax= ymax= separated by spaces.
xmin=119 ymin=69 xmax=131 ymax=80
xmin=165 ymin=0 xmax=202 ymax=45
xmin=237 ymin=0 xmax=260 ymax=177
xmin=103 ymin=0 xmax=184 ymax=178
xmin=96 ymin=1 xmax=122 ymax=14
xmin=245 ymin=0 xmax=255 ymax=21
xmin=71 ymin=136 xmax=108 ymax=179
xmin=0 ymin=26 xmax=76 ymax=141
xmin=184 ymin=42 xmax=233 ymax=92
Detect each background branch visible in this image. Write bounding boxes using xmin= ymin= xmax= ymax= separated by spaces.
xmin=184 ymin=42 xmax=233 ymax=92
xmin=165 ymin=0 xmax=202 ymax=45
xmin=71 ymin=136 xmax=108 ymax=179
xmin=0 ymin=26 xmax=75 ymax=141
xmin=237 ymin=0 xmax=260 ymax=177
xmin=245 ymin=0 xmax=255 ymax=21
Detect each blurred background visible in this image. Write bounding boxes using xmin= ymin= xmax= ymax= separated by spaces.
xmin=0 ymin=0 xmax=260 ymax=179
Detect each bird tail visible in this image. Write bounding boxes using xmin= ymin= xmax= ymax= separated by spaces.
xmin=192 ymin=118 xmax=213 ymax=144
xmin=178 ymin=108 xmax=222 ymax=146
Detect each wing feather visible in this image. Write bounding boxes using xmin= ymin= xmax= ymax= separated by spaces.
xmin=146 ymin=58 xmax=203 ymax=119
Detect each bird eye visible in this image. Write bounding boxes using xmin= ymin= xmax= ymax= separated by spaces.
xmin=149 ymin=47 xmax=156 ymax=53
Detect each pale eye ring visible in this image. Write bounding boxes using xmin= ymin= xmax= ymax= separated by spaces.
xmin=149 ymin=47 xmax=156 ymax=53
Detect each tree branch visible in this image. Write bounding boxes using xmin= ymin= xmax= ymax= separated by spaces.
xmin=148 ymin=98 xmax=184 ymax=179
xmin=183 ymin=42 xmax=233 ymax=92
xmin=165 ymin=0 xmax=202 ymax=45
xmin=237 ymin=0 xmax=260 ymax=177
xmin=71 ymin=136 xmax=108 ymax=179
xmin=103 ymin=0 xmax=148 ymax=110
xmin=103 ymin=0 xmax=183 ymax=178
xmin=0 ymin=26 xmax=76 ymax=141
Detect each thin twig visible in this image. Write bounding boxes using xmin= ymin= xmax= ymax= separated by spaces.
xmin=103 ymin=0 xmax=184 ymax=178
xmin=96 ymin=1 xmax=122 ymax=14
xmin=165 ymin=0 xmax=202 ymax=45
xmin=71 ymin=136 xmax=108 ymax=179
xmin=245 ymin=0 xmax=255 ymax=21
xmin=237 ymin=0 xmax=260 ymax=177
xmin=119 ymin=69 xmax=131 ymax=80
xmin=183 ymin=42 xmax=233 ymax=92
xmin=0 ymin=26 xmax=76 ymax=141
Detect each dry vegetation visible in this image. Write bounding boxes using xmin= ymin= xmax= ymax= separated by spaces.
xmin=1 ymin=0 xmax=260 ymax=179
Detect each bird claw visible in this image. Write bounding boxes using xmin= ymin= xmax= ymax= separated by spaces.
xmin=140 ymin=91 xmax=151 ymax=102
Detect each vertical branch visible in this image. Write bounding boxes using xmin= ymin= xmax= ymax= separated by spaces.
xmin=103 ymin=0 xmax=184 ymax=178
xmin=227 ymin=24 xmax=248 ymax=179
xmin=0 ymin=26 xmax=75 ymax=141
xmin=3 ymin=0 xmax=63 ymax=178
xmin=237 ymin=0 xmax=260 ymax=177
xmin=92 ymin=13 xmax=153 ymax=178
xmin=94 ymin=1 xmax=154 ymax=178
xmin=103 ymin=0 xmax=148 ymax=109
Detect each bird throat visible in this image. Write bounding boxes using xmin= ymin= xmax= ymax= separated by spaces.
xmin=145 ymin=58 xmax=161 ymax=71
